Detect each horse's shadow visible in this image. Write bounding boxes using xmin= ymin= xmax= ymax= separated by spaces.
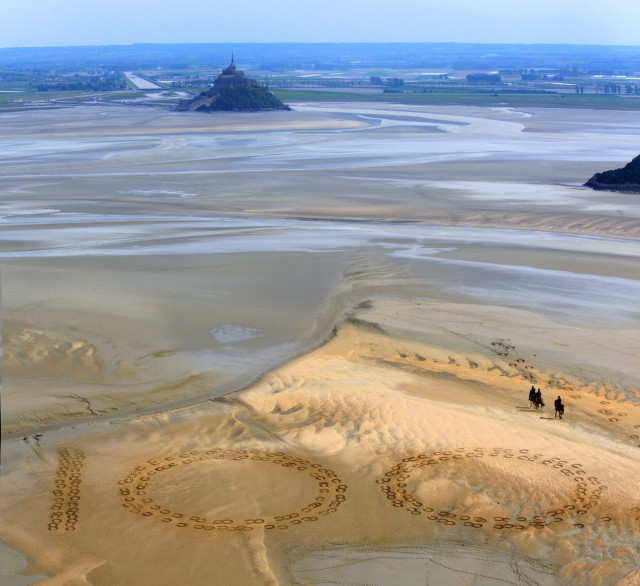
xmin=517 ymin=405 xmax=545 ymax=412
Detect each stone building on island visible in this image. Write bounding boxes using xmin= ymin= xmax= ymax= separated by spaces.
xmin=213 ymin=54 xmax=259 ymax=90
xmin=178 ymin=55 xmax=288 ymax=112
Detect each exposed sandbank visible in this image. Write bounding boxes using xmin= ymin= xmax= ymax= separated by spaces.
xmin=2 ymin=103 xmax=640 ymax=584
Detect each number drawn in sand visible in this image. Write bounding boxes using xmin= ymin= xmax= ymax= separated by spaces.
xmin=119 ymin=449 xmax=347 ymax=532
xmin=48 ymin=447 xmax=85 ymax=532
xmin=378 ymin=448 xmax=607 ymax=531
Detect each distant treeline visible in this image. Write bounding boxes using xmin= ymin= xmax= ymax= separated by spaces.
xmin=465 ymin=73 xmax=501 ymax=83
xmin=2 ymin=43 xmax=640 ymax=73
xmin=34 ymin=76 xmax=127 ymax=92
xmin=0 ymin=69 xmax=127 ymax=92
xmin=370 ymin=76 xmax=404 ymax=87
xmin=593 ymin=83 xmax=640 ymax=94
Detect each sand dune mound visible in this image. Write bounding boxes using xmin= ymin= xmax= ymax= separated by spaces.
xmin=3 ymin=327 xmax=101 ymax=380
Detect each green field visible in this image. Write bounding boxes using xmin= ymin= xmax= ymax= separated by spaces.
xmin=0 ymin=90 xmax=88 ymax=106
xmin=0 ymin=88 xmax=151 ymax=109
xmin=3 ymin=86 xmax=638 ymax=113
xmin=272 ymin=89 xmax=640 ymax=111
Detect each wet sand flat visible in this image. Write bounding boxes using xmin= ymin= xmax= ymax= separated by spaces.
xmin=1 ymin=103 xmax=640 ymax=584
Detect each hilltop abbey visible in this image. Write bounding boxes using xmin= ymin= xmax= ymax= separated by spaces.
xmin=178 ymin=55 xmax=288 ymax=112
xmin=213 ymin=54 xmax=259 ymax=90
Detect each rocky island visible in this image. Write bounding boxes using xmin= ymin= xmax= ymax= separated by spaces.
xmin=177 ymin=55 xmax=290 ymax=112
xmin=585 ymin=154 xmax=640 ymax=192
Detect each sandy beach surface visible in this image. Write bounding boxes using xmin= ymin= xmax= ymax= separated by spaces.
xmin=1 ymin=102 xmax=640 ymax=585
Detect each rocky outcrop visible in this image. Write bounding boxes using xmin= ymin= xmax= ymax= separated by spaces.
xmin=585 ymin=154 xmax=640 ymax=192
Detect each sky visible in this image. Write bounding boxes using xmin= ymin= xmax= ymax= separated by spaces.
xmin=1 ymin=0 xmax=639 ymax=48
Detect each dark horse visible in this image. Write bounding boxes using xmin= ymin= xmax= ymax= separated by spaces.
xmin=532 ymin=394 xmax=545 ymax=409
xmin=554 ymin=396 xmax=564 ymax=419
xmin=531 ymin=388 xmax=544 ymax=409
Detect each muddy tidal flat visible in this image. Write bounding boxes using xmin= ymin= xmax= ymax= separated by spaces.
xmin=1 ymin=103 xmax=640 ymax=585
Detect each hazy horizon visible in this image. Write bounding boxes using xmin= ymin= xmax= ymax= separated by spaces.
xmin=3 ymin=0 xmax=639 ymax=49
xmin=3 ymin=41 xmax=640 ymax=50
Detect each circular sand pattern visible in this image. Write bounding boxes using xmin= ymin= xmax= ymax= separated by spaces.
xmin=377 ymin=448 xmax=606 ymax=531
xmin=118 ymin=449 xmax=347 ymax=531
